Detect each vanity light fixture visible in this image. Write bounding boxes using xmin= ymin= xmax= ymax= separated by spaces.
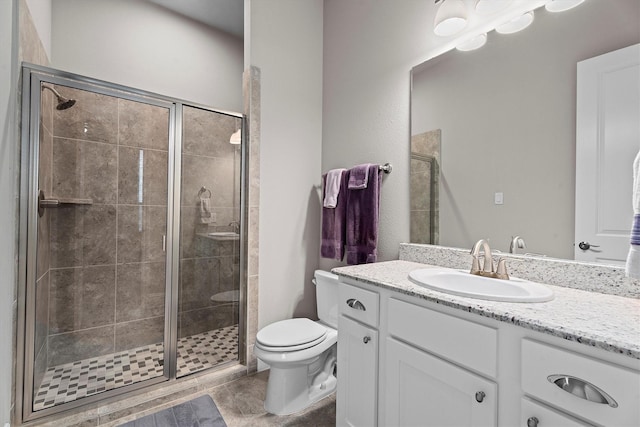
xmin=495 ymin=11 xmax=534 ymax=34
xmin=229 ymin=128 xmax=241 ymax=144
xmin=545 ymin=0 xmax=585 ymax=13
xmin=434 ymin=0 xmax=468 ymax=37
xmin=456 ymin=33 xmax=487 ymax=51
xmin=475 ymin=0 xmax=512 ymax=15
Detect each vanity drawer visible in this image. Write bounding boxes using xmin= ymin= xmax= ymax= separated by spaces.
xmin=521 ymin=339 xmax=640 ymax=427
xmin=521 ymin=398 xmax=593 ymax=427
xmin=338 ymin=282 xmax=379 ymax=328
xmin=388 ymin=298 xmax=497 ymax=378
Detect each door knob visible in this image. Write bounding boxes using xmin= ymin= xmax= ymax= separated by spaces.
xmin=475 ymin=391 xmax=486 ymax=403
xmin=527 ymin=417 xmax=539 ymax=427
xmin=363 ymin=336 xmax=371 ymax=344
xmin=578 ymin=241 xmax=600 ymax=251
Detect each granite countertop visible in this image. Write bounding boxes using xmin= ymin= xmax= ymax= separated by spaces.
xmin=332 ymin=260 xmax=640 ymax=360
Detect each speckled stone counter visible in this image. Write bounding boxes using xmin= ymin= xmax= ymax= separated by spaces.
xmin=399 ymin=243 xmax=640 ymax=299
xmin=332 ymin=260 xmax=640 ymax=360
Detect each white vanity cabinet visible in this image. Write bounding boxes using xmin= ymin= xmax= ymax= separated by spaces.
xmin=384 ymin=297 xmax=498 ymax=426
xmin=337 ymin=282 xmax=379 ymax=427
xmin=335 ymin=274 xmax=640 ymax=427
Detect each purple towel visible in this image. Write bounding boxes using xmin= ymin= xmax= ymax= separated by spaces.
xmin=348 ymin=164 xmax=371 ymax=189
xmin=346 ymin=165 xmax=381 ymax=265
xmin=321 ymin=171 xmax=348 ymax=260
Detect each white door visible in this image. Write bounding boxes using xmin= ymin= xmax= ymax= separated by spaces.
xmin=384 ymin=337 xmax=497 ymax=427
xmin=336 ymin=315 xmax=378 ymax=427
xmin=575 ymin=43 xmax=640 ymax=263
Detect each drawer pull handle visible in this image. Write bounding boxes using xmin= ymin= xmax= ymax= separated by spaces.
xmin=526 ymin=417 xmax=539 ymax=427
xmin=547 ymin=374 xmax=618 ymax=408
xmin=475 ymin=391 xmax=485 ymax=403
xmin=363 ymin=336 xmax=371 ymax=344
xmin=346 ymin=298 xmax=366 ymax=311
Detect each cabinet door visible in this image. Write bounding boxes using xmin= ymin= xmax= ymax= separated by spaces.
xmin=337 ymin=315 xmax=378 ymax=427
xmin=384 ymin=337 xmax=497 ymax=427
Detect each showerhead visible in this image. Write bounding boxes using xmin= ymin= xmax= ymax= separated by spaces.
xmin=42 ymin=84 xmax=76 ymax=110
xmin=56 ymin=98 xmax=76 ymax=110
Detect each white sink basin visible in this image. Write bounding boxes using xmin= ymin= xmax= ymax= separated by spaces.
xmin=408 ymin=268 xmax=554 ymax=303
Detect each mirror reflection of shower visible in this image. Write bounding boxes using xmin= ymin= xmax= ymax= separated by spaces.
xmin=230 ymin=122 xmax=241 ymax=231
xmin=41 ymin=83 xmax=76 ymax=110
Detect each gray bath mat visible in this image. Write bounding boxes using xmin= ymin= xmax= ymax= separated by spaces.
xmin=118 ymin=394 xmax=227 ymax=427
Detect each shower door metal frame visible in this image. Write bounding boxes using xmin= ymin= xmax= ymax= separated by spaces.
xmin=16 ymin=64 xmax=247 ymax=424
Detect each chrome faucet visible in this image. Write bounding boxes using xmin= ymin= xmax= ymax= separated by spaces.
xmin=470 ymin=239 xmax=509 ymax=280
xmin=509 ymin=235 xmax=526 ymax=254
xmin=229 ymin=221 xmax=240 ymax=233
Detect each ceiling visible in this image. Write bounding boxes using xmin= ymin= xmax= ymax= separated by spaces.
xmin=148 ymin=0 xmax=244 ymax=39
xmin=145 ymin=0 xmax=561 ymax=55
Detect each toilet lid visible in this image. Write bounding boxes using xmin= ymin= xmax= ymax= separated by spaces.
xmin=256 ymin=318 xmax=327 ymax=351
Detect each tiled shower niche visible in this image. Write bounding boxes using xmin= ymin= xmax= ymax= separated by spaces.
xmin=31 ymin=83 xmax=241 ymax=411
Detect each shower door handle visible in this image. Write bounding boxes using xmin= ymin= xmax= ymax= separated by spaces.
xmin=162 ymin=234 xmax=166 ymax=252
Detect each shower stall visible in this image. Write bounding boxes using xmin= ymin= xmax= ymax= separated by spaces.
xmin=17 ymin=65 xmax=245 ymax=422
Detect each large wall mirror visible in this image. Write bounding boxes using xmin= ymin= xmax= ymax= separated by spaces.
xmin=410 ymin=0 xmax=640 ymax=261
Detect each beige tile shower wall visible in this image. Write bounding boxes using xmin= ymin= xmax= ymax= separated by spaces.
xmin=19 ymin=0 xmax=49 ymax=66
xmin=244 ymin=66 xmax=260 ymax=373
xmin=178 ymin=106 xmax=241 ymax=339
xmin=47 ymin=86 xmax=170 ymax=366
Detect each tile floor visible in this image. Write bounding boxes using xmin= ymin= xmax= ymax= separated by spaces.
xmin=107 ymin=370 xmax=336 ymax=427
xmin=117 ymin=394 xmax=226 ymax=427
xmin=187 ymin=370 xmax=336 ymax=427
xmin=34 ymin=325 xmax=238 ymax=411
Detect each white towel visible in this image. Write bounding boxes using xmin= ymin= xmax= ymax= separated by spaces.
xmin=200 ymin=197 xmax=213 ymax=224
xmin=625 ymin=151 xmax=640 ymax=279
xmin=323 ymin=169 xmax=346 ymax=208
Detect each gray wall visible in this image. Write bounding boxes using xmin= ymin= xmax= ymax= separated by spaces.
xmin=322 ymin=0 xmax=640 ymax=265
xmin=25 ymin=0 xmax=51 ymax=58
xmin=321 ymin=0 xmax=426 ymax=269
xmin=412 ymin=0 xmax=640 ymax=259
xmin=51 ymin=0 xmax=244 ymax=112
xmin=248 ymin=0 xmax=324 ymax=329
xmin=0 ymin=0 xmax=17 ymax=423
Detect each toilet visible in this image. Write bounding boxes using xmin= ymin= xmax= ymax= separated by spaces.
xmin=254 ymin=270 xmax=339 ymax=415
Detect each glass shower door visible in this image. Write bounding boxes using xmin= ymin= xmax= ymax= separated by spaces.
xmin=29 ymin=78 xmax=172 ymax=412
xmin=176 ymin=105 xmax=242 ymax=377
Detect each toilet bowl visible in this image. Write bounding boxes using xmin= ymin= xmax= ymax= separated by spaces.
xmin=253 ymin=270 xmax=339 ymax=415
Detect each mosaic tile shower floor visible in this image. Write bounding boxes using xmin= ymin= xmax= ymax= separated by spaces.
xmin=34 ymin=324 xmax=238 ymax=411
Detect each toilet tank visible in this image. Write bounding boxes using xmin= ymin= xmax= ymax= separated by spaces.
xmin=314 ymin=270 xmax=339 ymax=329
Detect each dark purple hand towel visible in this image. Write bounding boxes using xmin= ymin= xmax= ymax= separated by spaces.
xmin=348 ymin=163 xmax=371 ymax=189
xmin=346 ymin=165 xmax=381 ymax=265
xmin=321 ymin=171 xmax=348 ymax=260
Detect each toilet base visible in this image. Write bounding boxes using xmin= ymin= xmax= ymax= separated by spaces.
xmin=263 ymin=347 xmax=337 ymax=415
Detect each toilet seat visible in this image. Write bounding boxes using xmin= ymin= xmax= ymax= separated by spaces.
xmin=256 ymin=318 xmax=328 ymax=352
